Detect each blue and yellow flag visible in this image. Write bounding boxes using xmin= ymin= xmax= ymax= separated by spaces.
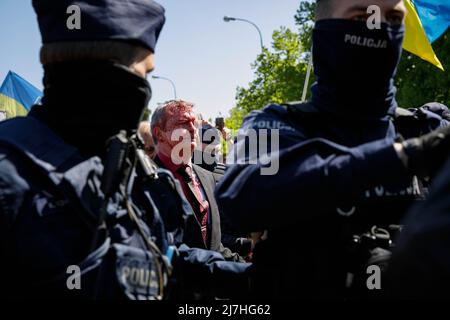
xmin=415 ymin=0 xmax=450 ymax=43
xmin=0 ymin=71 xmax=42 ymax=121
xmin=403 ymin=0 xmax=449 ymax=70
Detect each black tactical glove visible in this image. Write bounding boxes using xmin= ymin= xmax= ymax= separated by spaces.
xmin=402 ymin=125 xmax=450 ymax=178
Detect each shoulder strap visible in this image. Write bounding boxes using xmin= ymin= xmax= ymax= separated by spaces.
xmin=276 ymin=101 xmax=323 ymax=129
xmin=280 ymin=101 xmax=320 ymax=119
xmin=282 ymin=100 xmax=318 ymax=111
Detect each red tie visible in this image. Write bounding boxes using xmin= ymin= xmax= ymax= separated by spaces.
xmin=179 ymin=165 xmax=209 ymax=244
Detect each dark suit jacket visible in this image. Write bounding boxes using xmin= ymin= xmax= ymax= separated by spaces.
xmin=192 ymin=149 xmax=226 ymax=184
xmin=154 ymin=156 xmax=240 ymax=261
xmin=192 ymin=151 xmax=253 ymax=257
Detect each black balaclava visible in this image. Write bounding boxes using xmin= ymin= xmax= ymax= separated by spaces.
xmin=310 ymin=19 xmax=405 ymax=120
xmin=30 ymin=61 xmax=151 ymax=157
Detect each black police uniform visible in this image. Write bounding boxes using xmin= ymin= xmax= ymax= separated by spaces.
xmin=215 ymin=19 xmax=450 ymax=299
xmin=386 ymin=157 xmax=450 ymax=299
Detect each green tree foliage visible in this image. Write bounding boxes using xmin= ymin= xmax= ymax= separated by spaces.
xmin=294 ymin=0 xmax=316 ymax=50
xmin=226 ymin=1 xmax=316 ymax=131
xmin=396 ymin=30 xmax=450 ymax=108
xmin=142 ymin=107 xmax=151 ymax=121
xmin=233 ymin=29 xmax=308 ymax=118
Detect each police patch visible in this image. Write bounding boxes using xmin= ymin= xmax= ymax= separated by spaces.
xmin=114 ymin=244 xmax=161 ymax=300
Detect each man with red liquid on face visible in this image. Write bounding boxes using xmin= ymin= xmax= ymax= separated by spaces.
xmin=151 ymin=100 xmax=241 ymax=261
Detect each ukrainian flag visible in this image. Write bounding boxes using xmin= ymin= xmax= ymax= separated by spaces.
xmin=415 ymin=0 xmax=450 ymax=43
xmin=403 ymin=0 xmax=449 ymax=70
xmin=0 ymin=71 xmax=42 ymax=121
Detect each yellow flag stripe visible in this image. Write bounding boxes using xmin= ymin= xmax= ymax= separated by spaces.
xmin=403 ymin=0 xmax=444 ymax=70
xmin=0 ymin=93 xmax=28 ymax=119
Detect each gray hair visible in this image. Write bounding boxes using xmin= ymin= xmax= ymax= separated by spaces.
xmin=150 ymin=105 xmax=166 ymax=145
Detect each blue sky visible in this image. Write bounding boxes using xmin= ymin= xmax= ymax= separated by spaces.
xmin=0 ymin=0 xmax=301 ymax=120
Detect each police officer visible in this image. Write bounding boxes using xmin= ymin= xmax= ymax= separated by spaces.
xmin=216 ymin=0 xmax=450 ymax=299
xmin=385 ymin=156 xmax=450 ymax=299
xmin=0 ymin=0 xmax=250 ymax=300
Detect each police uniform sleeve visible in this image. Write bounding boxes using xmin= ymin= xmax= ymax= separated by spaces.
xmin=0 ymin=149 xmax=30 ymax=296
xmin=395 ymin=103 xmax=450 ymax=140
xmin=215 ymin=107 xmax=411 ymax=233
xmin=0 ymin=149 xmax=30 ymax=244
xmin=411 ymin=102 xmax=450 ymax=132
xmin=176 ymin=244 xmax=251 ymax=299
xmin=386 ymin=156 xmax=450 ymax=299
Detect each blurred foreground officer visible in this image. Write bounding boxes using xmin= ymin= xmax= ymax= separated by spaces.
xmin=216 ymin=0 xmax=450 ymax=299
xmin=385 ymin=157 xmax=450 ymax=299
xmin=0 ymin=0 xmax=250 ymax=300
